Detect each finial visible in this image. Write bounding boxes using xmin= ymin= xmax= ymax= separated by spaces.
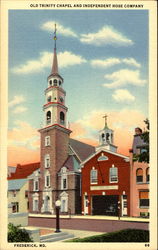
xmin=54 ymin=23 xmax=57 ymax=50
xmin=103 ymin=114 xmax=108 ymax=128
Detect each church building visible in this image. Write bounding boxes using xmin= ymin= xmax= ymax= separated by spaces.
xmin=28 ymin=26 xmax=95 ymax=215
xmin=81 ymin=117 xmax=131 ymax=216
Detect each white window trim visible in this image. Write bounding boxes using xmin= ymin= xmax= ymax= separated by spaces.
xmin=90 ymin=169 xmax=98 ymax=184
xmin=109 ymin=167 xmax=118 ymax=183
xmin=33 ymin=179 xmax=39 ymax=191
xmin=45 ymin=174 xmax=50 ymax=188
xmin=61 ymin=175 xmax=67 ymax=190
xmin=45 ymin=154 xmax=50 ymax=168
xmin=33 ymin=198 xmax=39 ymax=211
xmin=45 ymin=136 xmax=50 ymax=146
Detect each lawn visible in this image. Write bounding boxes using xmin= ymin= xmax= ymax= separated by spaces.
xmin=66 ymin=228 xmax=149 ymax=242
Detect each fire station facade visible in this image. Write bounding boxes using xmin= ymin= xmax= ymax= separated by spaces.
xmin=81 ymin=121 xmax=130 ymax=217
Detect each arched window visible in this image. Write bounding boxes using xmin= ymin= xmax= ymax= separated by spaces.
xmin=60 ymin=112 xmax=65 ymax=125
xmin=53 ymin=79 xmax=57 ymax=86
xmin=45 ymin=154 xmax=50 ymax=168
xmin=146 ymin=167 xmax=149 ymax=183
xmin=90 ymin=169 xmax=97 ymax=184
xmin=46 ymin=111 xmax=51 ymax=124
xmin=136 ymin=168 xmax=143 ymax=183
xmin=49 ymin=80 xmax=52 ymax=86
xmin=45 ymin=171 xmax=50 ymax=187
xmin=106 ymin=133 xmax=110 ymax=141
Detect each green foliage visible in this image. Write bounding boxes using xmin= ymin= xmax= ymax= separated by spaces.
xmin=8 ymin=223 xmax=33 ymax=242
xmin=66 ymin=229 xmax=149 ymax=242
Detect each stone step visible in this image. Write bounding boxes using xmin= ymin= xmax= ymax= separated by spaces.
xmin=40 ymin=232 xmax=74 ymax=242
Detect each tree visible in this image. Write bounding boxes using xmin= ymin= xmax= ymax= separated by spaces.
xmin=133 ymin=118 xmax=149 ymax=163
xmin=8 ymin=223 xmax=33 ymax=242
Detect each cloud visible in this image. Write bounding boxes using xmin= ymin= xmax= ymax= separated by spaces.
xmin=8 ymin=95 xmax=25 ymax=107
xmin=70 ymin=109 xmax=146 ymax=155
xmin=112 ymin=89 xmax=135 ymax=102
xmin=8 ymin=120 xmax=40 ymax=151
xmin=41 ymin=21 xmax=77 ymax=38
xmin=80 ymin=26 xmax=133 ymax=46
xmin=103 ymin=69 xmax=146 ymax=88
xmin=12 ymin=106 xmax=28 ymax=114
xmin=91 ymin=57 xmax=141 ymax=69
xmin=12 ymin=51 xmax=87 ymax=74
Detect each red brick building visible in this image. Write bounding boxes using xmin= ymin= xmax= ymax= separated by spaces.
xmin=81 ymin=119 xmax=130 ymax=217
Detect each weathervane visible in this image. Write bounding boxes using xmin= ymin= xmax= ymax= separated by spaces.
xmin=103 ymin=114 xmax=108 ymax=128
xmin=54 ymin=23 xmax=57 ymax=50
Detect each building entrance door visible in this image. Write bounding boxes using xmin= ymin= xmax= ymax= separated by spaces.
xmin=92 ymin=195 xmax=119 ymax=216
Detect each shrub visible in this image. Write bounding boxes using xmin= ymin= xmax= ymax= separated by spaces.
xmin=8 ymin=223 xmax=33 ymax=242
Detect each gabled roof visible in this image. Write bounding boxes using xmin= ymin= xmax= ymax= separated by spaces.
xmin=8 ymin=162 xmax=40 ymax=180
xmin=81 ymin=147 xmax=129 ymax=167
xmin=62 ymin=155 xmax=81 ymax=172
xmin=8 ymin=178 xmax=27 ymax=191
xmin=69 ymin=138 xmax=95 ymax=162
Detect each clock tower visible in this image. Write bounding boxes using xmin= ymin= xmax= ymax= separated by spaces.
xmin=38 ymin=25 xmax=71 ymax=214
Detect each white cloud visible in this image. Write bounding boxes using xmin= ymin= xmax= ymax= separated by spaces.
xmin=12 ymin=106 xmax=28 ymax=114
xmin=12 ymin=51 xmax=87 ymax=74
xmin=103 ymin=69 xmax=146 ymax=88
xmin=112 ymin=89 xmax=135 ymax=102
xmin=80 ymin=26 xmax=133 ymax=46
xmin=8 ymin=95 xmax=25 ymax=107
xmin=122 ymin=58 xmax=141 ymax=68
xmin=91 ymin=57 xmax=140 ymax=69
xmin=41 ymin=21 xmax=77 ymax=38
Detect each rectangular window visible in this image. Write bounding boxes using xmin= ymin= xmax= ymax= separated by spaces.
xmin=91 ymin=170 xmax=97 ymax=184
xmin=12 ymin=202 xmax=19 ymax=213
xmin=136 ymin=175 xmax=143 ymax=183
xmin=33 ymin=200 xmax=39 ymax=211
xmin=139 ymin=191 xmax=149 ymax=208
xmin=63 ymin=178 xmax=67 ymax=189
xmin=110 ymin=167 xmax=118 ymax=183
xmin=45 ymin=175 xmax=50 ymax=187
xmin=140 ymin=199 xmax=149 ymax=208
xmin=34 ymin=180 xmax=39 ymax=191
xmin=146 ymin=175 xmax=149 ymax=183
xmin=45 ymin=136 xmax=50 ymax=146
xmin=45 ymin=155 xmax=50 ymax=168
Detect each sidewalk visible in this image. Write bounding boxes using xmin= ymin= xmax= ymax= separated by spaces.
xmin=29 ymin=213 xmax=149 ymax=223
xmin=26 ymin=226 xmax=103 ymax=239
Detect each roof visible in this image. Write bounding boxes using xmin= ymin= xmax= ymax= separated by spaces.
xmin=132 ymin=134 xmax=148 ymax=154
xmin=81 ymin=147 xmax=129 ymax=167
xmin=8 ymin=162 xmax=40 ymax=180
xmin=69 ymin=138 xmax=95 ymax=162
xmin=8 ymin=178 xmax=27 ymax=191
xmin=63 ymin=155 xmax=81 ymax=172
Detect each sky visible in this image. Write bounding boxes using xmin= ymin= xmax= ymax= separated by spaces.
xmin=8 ymin=9 xmax=149 ymax=166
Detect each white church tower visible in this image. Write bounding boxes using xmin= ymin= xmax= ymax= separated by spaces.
xmin=96 ymin=115 xmax=117 ymax=153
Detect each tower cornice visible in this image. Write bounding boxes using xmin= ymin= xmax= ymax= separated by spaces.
xmin=45 ymin=86 xmax=66 ymax=95
xmin=43 ymin=102 xmax=68 ymax=111
xmin=38 ymin=124 xmax=72 ymax=134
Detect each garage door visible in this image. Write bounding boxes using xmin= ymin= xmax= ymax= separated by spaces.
xmin=92 ymin=195 xmax=119 ymax=216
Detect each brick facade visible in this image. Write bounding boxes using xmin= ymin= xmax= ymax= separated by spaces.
xmin=81 ymin=149 xmax=130 ymax=216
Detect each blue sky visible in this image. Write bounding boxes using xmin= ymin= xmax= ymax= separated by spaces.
xmin=8 ymin=9 xmax=149 ymax=163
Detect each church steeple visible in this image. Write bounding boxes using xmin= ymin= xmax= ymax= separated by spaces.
xmin=51 ymin=24 xmax=58 ymax=75
xmin=42 ymin=24 xmax=69 ymax=128
xmin=96 ymin=115 xmax=117 ymax=153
